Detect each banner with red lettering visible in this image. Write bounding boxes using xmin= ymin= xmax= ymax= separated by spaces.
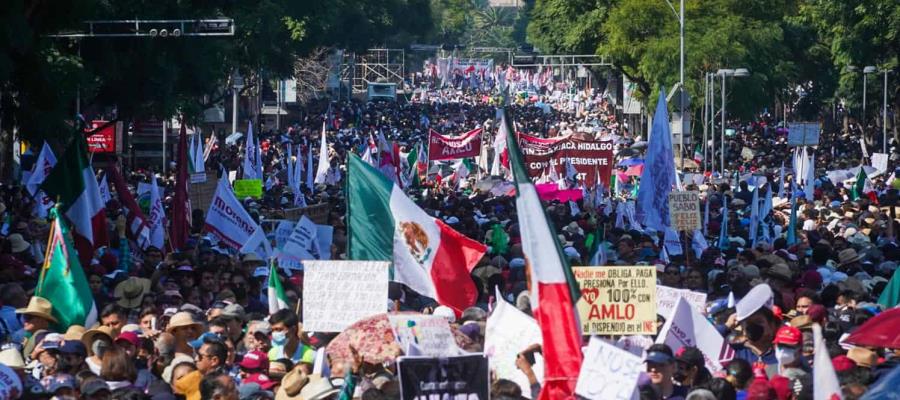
xmin=204 ymin=178 xmax=263 ymax=250
xmin=518 ymin=133 xmax=613 ymax=187
xmin=428 ymin=128 xmax=482 ymax=161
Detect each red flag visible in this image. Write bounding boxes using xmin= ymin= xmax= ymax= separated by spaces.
xmin=170 ymin=124 xmax=190 ymax=250
xmin=107 ymin=164 xmax=154 ymax=252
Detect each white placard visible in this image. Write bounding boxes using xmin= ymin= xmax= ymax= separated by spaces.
xmin=485 ymin=290 xmax=543 ymax=398
xmin=575 ymin=336 xmax=642 ymax=400
xmin=656 ymin=297 xmax=733 ymax=372
xmin=613 ymin=335 xmax=654 ymax=359
xmin=872 ymin=153 xmax=889 ymax=174
xmin=301 ymin=261 xmax=389 ymax=332
xmin=388 ymin=314 xmax=460 ymax=357
xmin=656 ymin=285 xmax=707 ymax=318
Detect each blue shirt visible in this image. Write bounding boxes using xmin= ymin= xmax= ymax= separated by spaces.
xmin=0 ymin=305 xmax=22 ymax=341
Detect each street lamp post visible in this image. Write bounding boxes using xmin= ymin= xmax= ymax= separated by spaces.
xmin=664 ymin=0 xmax=685 ymax=159
xmin=717 ymin=68 xmax=750 ymax=173
xmin=232 ymin=70 xmax=244 ymax=135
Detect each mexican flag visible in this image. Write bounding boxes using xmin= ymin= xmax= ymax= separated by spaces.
xmin=41 ymin=137 xmax=108 ymax=265
xmin=502 ymin=108 xmax=583 ymax=399
xmin=851 ymin=167 xmax=878 ymax=203
xmin=693 ymin=144 xmax=704 ymax=163
xmin=268 ymin=261 xmax=289 ymax=314
xmin=347 ymin=153 xmax=487 ymax=315
xmin=36 ymin=208 xmax=98 ymax=331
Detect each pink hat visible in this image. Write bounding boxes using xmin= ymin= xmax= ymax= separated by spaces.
xmin=114 ymin=331 xmax=140 ymax=348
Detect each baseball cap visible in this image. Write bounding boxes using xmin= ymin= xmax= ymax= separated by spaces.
xmin=242 ymin=373 xmax=277 ymax=391
xmin=735 ymin=284 xmax=774 ymax=322
xmin=239 ymin=350 xmax=269 ymax=371
xmin=222 ymin=304 xmax=247 ymax=321
xmin=644 ymin=350 xmax=674 ymax=364
xmin=80 ymin=379 xmax=110 ymax=396
xmin=772 ymin=326 xmax=802 ymax=346
xmin=115 ymin=331 xmax=141 ymax=348
xmin=238 ymin=383 xmax=274 ymax=400
xmin=189 ymin=332 xmax=223 ymax=349
xmin=42 ymin=374 xmax=75 ymax=393
xmin=59 ymin=340 xmax=87 ymax=356
xmin=675 ymin=346 xmax=704 ymax=369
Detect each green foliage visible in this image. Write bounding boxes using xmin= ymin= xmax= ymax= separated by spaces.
xmin=527 ymin=0 xmax=613 ymax=55
xmin=1 ymin=0 xmax=431 ymax=141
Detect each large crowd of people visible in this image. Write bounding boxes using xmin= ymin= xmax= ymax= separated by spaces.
xmin=0 ymin=73 xmax=897 ymax=400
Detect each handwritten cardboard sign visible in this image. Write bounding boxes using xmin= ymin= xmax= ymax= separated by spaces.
xmin=484 ymin=291 xmax=543 ymax=398
xmin=233 ymin=179 xmax=262 ymax=199
xmin=301 ymin=261 xmax=389 ymax=332
xmin=574 ymin=266 xmax=657 ymax=335
xmin=575 ymin=337 xmax=643 ymax=400
xmin=656 ymin=285 xmax=707 ymax=319
xmin=668 ymin=191 xmax=701 ymax=231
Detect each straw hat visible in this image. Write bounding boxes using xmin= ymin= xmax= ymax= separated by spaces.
xmin=114 ymin=277 xmax=151 ymax=309
xmin=165 ymin=312 xmax=202 ymax=333
xmin=7 ymin=234 xmax=30 ymax=253
xmin=837 ymin=248 xmax=863 ymax=266
xmin=81 ymin=325 xmax=113 ymax=357
xmin=298 ymin=375 xmax=340 ymax=400
xmin=63 ymin=325 xmax=86 ymax=341
xmin=16 ymin=296 xmax=57 ymax=324
xmin=274 ymin=368 xmax=309 ymax=400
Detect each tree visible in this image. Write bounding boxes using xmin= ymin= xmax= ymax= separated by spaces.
xmin=527 ymin=0 xmax=614 ymax=55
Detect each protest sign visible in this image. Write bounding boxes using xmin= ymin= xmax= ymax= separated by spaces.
xmin=574 ymin=266 xmax=657 ymax=335
xmin=204 ymin=178 xmax=262 ymax=250
xmin=315 ymin=225 xmax=334 ymax=260
xmin=233 ymin=179 xmax=262 ymax=199
xmin=668 ymin=191 xmax=701 ymax=231
xmin=787 ymin=122 xmax=820 ymax=146
xmin=656 ymin=297 xmax=733 ymax=372
xmin=428 ymin=128 xmax=482 ymax=161
xmin=485 ymin=290 xmax=543 ymax=398
xmin=301 ymin=261 xmax=389 ymax=332
xmin=283 ymin=216 xmax=319 ymax=259
xmin=388 ymin=314 xmax=460 ymax=357
xmin=518 ymin=133 xmax=613 ymax=187
xmin=872 ymin=152 xmax=889 ymax=173
xmin=0 ymin=365 xmax=23 ymax=400
xmin=575 ymin=336 xmax=642 ymax=400
xmin=397 ymin=354 xmax=489 ymax=400
xmin=656 ymin=285 xmax=707 ymax=318
xmin=274 ymin=220 xmax=295 ymax=249
xmin=614 ymin=335 xmax=654 ymax=359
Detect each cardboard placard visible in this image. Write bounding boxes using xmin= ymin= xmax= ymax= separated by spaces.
xmin=574 ymin=266 xmax=657 ymax=335
xmin=668 ymin=191 xmax=701 ymax=231
xmin=484 ymin=291 xmax=543 ymax=398
xmin=397 ymin=354 xmax=489 ymax=400
xmin=872 ymin=152 xmax=889 ymax=173
xmin=301 ymin=261 xmax=389 ymax=332
xmin=656 ymin=285 xmax=707 ymax=319
xmin=388 ymin=314 xmax=459 ymax=357
xmin=233 ymin=179 xmax=262 ymax=199
xmin=575 ymin=337 xmax=643 ymax=400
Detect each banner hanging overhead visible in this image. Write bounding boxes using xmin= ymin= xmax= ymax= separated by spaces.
xmin=518 ymin=133 xmax=613 ymax=187
xmin=428 ymin=128 xmax=482 ymax=161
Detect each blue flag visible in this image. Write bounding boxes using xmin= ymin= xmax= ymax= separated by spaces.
xmin=787 ymin=179 xmax=798 ymax=245
xmin=636 ymin=88 xmax=676 ymax=231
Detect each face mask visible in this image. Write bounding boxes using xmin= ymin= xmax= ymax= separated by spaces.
xmin=272 ymin=331 xmax=288 ymax=345
xmin=776 ymin=346 xmax=797 ymax=366
xmin=743 ymin=322 xmax=765 ymax=342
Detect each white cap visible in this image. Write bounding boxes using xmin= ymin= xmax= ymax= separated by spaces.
xmin=735 ymin=284 xmax=774 ymax=322
xmin=432 ymin=306 xmax=456 ymax=323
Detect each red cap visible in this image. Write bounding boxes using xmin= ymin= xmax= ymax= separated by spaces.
xmin=239 ymin=350 xmax=269 ymax=371
xmin=807 ymin=304 xmax=827 ymax=323
xmin=242 ymin=373 xmax=276 ymax=390
xmin=114 ymin=331 xmax=140 ymax=348
xmin=832 ymin=355 xmax=857 ymax=372
xmin=772 ymin=326 xmax=802 ymax=346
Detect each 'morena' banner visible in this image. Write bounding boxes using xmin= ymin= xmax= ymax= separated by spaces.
xmin=518 ymin=133 xmax=613 ymax=187
xmin=428 ymin=128 xmax=482 ymax=161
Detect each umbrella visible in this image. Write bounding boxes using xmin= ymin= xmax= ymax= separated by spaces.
xmin=844 ymin=307 xmax=900 ymax=348
xmin=617 ymin=158 xmax=644 ymax=167
xmin=325 ymin=312 xmax=473 ymax=366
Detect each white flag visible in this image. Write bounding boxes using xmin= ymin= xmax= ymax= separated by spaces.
xmin=148 ymin=174 xmax=166 ymax=249
xmin=656 ymin=297 xmax=734 ymax=372
xmin=204 ymin=178 xmax=265 ymax=251
xmin=243 ymin=121 xmax=263 ymax=179
xmin=314 ymin=121 xmax=330 ymax=184
xmin=813 ymin=324 xmax=843 ymax=400
xmin=26 ymin=142 xmax=57 ymax=196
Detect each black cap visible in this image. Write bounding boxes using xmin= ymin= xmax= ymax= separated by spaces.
xmin=675 ymin=346 xmax=704 ymax=369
